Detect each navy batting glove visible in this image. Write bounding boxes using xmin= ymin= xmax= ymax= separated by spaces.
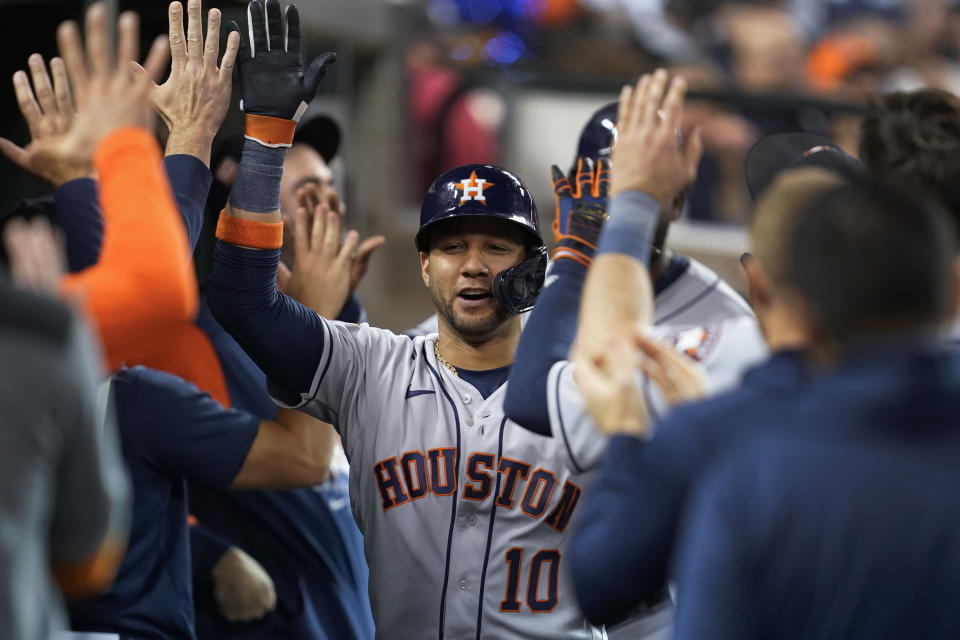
xmin=551 ymin=157 xmax=610 ymax=267
xmin=229 ymin=0 xmax=336 ymax=122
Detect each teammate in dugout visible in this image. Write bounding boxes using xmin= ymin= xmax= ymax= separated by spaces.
xmin=667 ymin=177 xmax=960 ymax=640
xmin=205 ymin=1 xmax=613 ymax=637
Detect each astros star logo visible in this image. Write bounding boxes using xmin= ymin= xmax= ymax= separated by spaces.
xmin=456 ymin=170 xmax=495 ymax=205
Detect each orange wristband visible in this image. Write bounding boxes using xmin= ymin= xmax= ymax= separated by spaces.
xmin=244 ymin=114 xmax=297 ymax=148
xmin=216 ymin=211 xmax=284 ymax=250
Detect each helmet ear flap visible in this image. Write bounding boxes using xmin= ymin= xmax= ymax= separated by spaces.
xmin=492 ymin=246 xmax=548 ymax=314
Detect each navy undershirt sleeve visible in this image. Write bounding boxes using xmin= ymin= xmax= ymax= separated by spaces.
xmin=504 ymin=259 xmax=588 ymax=435
xmin=568 ymin=435 xmax=672 ymax=623
xmin=54 ymin=178 xmax=102 ymax=272
xmin=569 ymin=404 xmax=720 ymax=624
xmin=163 ymin=154 xmax=212 ymax=251
xmin=55 ymin=156 xmax=212 ymax=274
xmin=338 ymin=294 xmax=366 ymax=324
xmin=206 ymin=241 xmax=327 ymax=397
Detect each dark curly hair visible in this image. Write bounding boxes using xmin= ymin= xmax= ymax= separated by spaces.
xmin=859 ymin=89 xmax=960 ymax=235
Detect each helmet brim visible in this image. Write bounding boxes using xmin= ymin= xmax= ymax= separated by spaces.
xmin=414 ymin=211 xmax=543 ymax=252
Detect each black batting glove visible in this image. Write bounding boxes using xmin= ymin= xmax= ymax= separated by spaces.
xmin=229 ymin=0 xmax=336 ymax=122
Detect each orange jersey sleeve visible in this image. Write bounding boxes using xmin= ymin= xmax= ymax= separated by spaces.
xmin=61 ymin=127 xmax=198 ymax=371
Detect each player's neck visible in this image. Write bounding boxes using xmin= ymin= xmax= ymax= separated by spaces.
xmin=436 ymin=318 xmax=521 ymax=371
xmin=762 ymin=302 xmax=812 ymax=353
xmin=648 ymin=248 xmax=673 ymax=283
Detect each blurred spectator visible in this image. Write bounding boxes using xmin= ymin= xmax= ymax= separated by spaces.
xmin=406 ymin=39 xmax=506 ymax=193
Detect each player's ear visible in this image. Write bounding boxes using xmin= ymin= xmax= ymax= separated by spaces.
xmin=740 ymin=252 xmax=769 ymax=310
xmin=419 ymin=251 xmax=431 ymax=287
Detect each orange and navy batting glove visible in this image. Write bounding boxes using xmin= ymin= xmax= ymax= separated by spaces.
xmin=550 ymin=157 xmax=610 ymax=267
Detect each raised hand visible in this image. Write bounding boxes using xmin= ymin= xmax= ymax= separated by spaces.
xmin=0 ymin=5 xmax=169 ymax=185
xmin=550 ymin=157 xmax=610 ymax=267
xmin=0 ymin=55 xmax=88 ymax=186
xmin=144 ymin=1 xmax=239 ymax=166
xmin=229 ymin=0 xmax=336 ymax=122
xmin=572 ymin=335 xmax=648 ymax=437
xmin=3 ymin=216 xmax=66 ymax=297
xmin=610 ymin=69 xmax=703 ymax=208
xmin=636 ymin=331 xmax=706 ymax=406
xmin=278 ymin=184 xmax=384 ymax=317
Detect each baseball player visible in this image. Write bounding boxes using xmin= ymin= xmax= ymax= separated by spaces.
xmin=205 ymin=2 xmax=603 ymax=637
xmin=503 ymin=71 xmax=765 ymax=639
xmin=506 ymin=79 xmax=765 ymax=444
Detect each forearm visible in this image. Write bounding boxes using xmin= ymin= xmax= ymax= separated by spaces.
xmin=232 ymin=409 xmax=337 ymax=490
xmin=206 ymin=241 xmax=325 ymax=395
xmin=222 ymin=120 xmax=293 ymax=229
xmin=576 ymin=191 xmax=658 ymax=355
xmin=504 ymin=259 xmax=588 ymax=435
xmin=276 ymin=407 xmax=337 ymax=484
xmin=60 ymin=127 xmax=198 ymax=368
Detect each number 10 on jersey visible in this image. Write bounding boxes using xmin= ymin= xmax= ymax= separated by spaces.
xmin=500 ymin=547 xmax=560 ymax=612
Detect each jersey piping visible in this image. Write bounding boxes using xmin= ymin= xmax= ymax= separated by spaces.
xmin=425 ymin=360 xmax=464 ymax=640
xmin=656 ymin=277 xmax=721 ymax=325
xmin=475 ymin=415 xmax=510 ymax=639
xmin=553 ymin=361 xmax=585 ymax=474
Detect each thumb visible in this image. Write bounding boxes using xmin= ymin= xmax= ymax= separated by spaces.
xmin=550 ymin=165 xmax=572 ymax=198
xmin=0 ymin=138 xmax=29 ymax=170
xmin=128 ymin=59 xmax=147 ymax=82
xmin=141 ymin=36 xmax=172 ymax=86
xmin=356 ymin=235 xmax=386 ymax=260
xmin=303 ymin=52 xmax=337 ymax=98
xmin=128 ymin=60 xmax=162 ymax=103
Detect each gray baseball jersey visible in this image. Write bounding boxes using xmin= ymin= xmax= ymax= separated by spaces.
xmin=272 ymin=320 xmax=606 ymax=640
xmin=547 ymin=314 xmax=767 ymax=472
xmin=546 ymin=255 xmax=765 ymax=461
xmin=653 ymin=256 xmax=754 ymax=326
xmin=544 ymin=256 xmax=765 ymax=488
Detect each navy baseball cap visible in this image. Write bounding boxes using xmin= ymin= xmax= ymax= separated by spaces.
xmin=293 ymin=114 xmax=341 ymax=164
xmin=745 ymin=132 xmax=864 ymax=200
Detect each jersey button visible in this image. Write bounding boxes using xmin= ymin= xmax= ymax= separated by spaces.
xmin=462 ymin=394 xmax=472 ymax=404
xmin=459 ymin=579 xmax=469 ymax=590
xmin=465 ymin=418 xmax=474 ymax=427
xmin=465 ymin=514 xmax=477 ymax=526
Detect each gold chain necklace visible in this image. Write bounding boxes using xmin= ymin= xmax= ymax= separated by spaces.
xmin=434 ymin=340 xmax=460 ymax=377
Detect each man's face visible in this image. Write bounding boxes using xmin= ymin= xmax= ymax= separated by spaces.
xmin=419 ymin=217 xmax=527 ymax=341
xmin=279 ymin=145 xmax=339 ymax=254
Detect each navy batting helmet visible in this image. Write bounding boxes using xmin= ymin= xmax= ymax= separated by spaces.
xmin=416 ymin=164 xmax=547 ymax=314
xmin=571 ymin=102 xmax=617 ymax=176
